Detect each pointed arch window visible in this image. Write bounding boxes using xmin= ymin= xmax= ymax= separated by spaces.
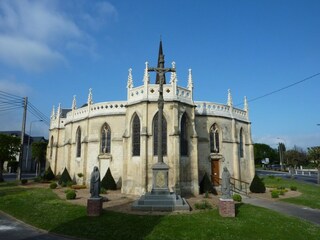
xmin=50 ymin=136 xmax=54 ymax=159
xmin=180 ymin=113 xmax=188 ymax=156
xmin=132 ymin=115 xmax=140 ymax=156
xmin=239 ymin=128 xmax=244 ymax=158
xmin=76 ymin=127 xmax=81 ymax=158
xmin=153 ymin=112 xmax=167 ymax=156
xmin=210 ymin=124 xmax=220 ymax=153
xmin=101 ymin=123 xmax=111 ymax=154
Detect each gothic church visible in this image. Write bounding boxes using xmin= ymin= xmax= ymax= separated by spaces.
xmin=47 ymin=41 xmax=255 ymax=196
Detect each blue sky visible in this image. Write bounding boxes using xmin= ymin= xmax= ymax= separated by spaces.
xmin=0 ymin=0 xmax=319 ymax=149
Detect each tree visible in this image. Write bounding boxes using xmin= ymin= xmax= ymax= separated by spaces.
xmin=286 ymin=146 xmax=307 ymax=168
xmin=307 ymin=146 xmax=320 ymax=184
xmin=0 ymin=134 xmax=20 ymax=182
xmin=254 ymin=143 xmax=279 ymax=165
xmin=31 ymin=142 xmax=48 ymax=176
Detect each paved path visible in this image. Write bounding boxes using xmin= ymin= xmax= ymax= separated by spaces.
xmin=0 ymin=211 xmax=76 ymax=240
xmin=243 ymin=197 xmax=320 ymax=226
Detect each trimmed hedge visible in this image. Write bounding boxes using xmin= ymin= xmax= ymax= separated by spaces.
xmin=199 ymin=172 xmax=215 ymax=194
xmin=249 ymin=174 xmax=266 ymax=193
xmin=43 ymin=166 xmax=55 ymax=181
xmin=58 ymin=168 xmax=72 ymax=186
xmin=101 ymin=168 xmax=117 ymax=190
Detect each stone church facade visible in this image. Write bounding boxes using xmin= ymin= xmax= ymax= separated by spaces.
xmin=47 ymin=42 xmax=255 ymax=196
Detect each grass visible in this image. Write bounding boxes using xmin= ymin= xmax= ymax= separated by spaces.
xmin=262 ymin=176 xmax=320 ymax=209
xmin=0 ymin=182 xmax=320 ymax=239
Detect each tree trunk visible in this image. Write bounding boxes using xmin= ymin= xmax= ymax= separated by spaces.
xmin=0 ymin=160 xmax=4 ymax=182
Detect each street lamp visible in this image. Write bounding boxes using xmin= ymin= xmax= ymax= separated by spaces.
xmin=25 ymin=120 xmax=43 ymax=171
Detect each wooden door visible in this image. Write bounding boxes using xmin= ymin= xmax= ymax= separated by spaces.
xmin=211 ymin=160 xmax=220 ymax=186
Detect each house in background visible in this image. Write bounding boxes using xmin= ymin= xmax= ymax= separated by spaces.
xmin=0 ymin=131 xmax=47 ymax=173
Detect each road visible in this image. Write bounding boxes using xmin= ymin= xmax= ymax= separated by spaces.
xmin=256 ymin=169 xmax=318 ymax=184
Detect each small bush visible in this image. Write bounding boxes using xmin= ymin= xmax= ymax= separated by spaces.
xmin=290 ymin=186 xmax=297 ymax=191
xmin=66 ymin=189 xmax=76 ymax=200
xmin=100 ymin=187 xmax=107 ymax=194
xmin=279 ymin=189 xmax=285 ymax=195
xmin=204 ymin=191 xmax=209 ymax=198
xmin=277 ymin=186 xmax=285 ymax=190
xmin=232 ymin=194 xmax=242 ymax=202
xmin=77 ymin=173 xmax=84 ymax=178
xmin=33 ymin=176 xmax=41 ymax=183
xmin=21 ymin=179 xmax=28 ymax=185
xmin=194 ymin=200 xmax=213 ymax=210
xmin=250 ymin=174 xmax=266 ymax=193
xmin=50 ymin=182 xmax=58 ymax=189
xmin=71 ymin=185 xmax=86 ymax=190
xmin=101 ymin=168 xmax=117 ymax=190
xmin=271 ymin=190 xmax=279 ymax=198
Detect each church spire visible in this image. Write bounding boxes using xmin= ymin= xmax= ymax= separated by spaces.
xmin=72 ymin=95 xmax=77 ymax=110
xmin=244 ymin=96 xmax=249 ymax=112
xmin=156 ymin=39 xmax=166 ymax=84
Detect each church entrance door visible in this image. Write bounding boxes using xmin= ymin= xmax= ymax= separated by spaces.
xmin=211 ymin=160 xmax=220 ymax=186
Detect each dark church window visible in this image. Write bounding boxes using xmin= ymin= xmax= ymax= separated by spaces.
xmin=50 ymin=136 xmax=54 ymax=159
xmin=132 ymin=114 xmax=140 ymax=156
xmin=153 ymin=112 xmax=167 ymax=156
xmin=76 ymin=127 xmax=81 ymax=158
xmin=210 ymin=124 xmax=219 ymax=153
xmin=180 ymin=113 xmax=188 ymax=156
xmin=239 ymin=128 xmax=244 ymax=158
xmin=101 ymin=123 xmax=111 ymax=154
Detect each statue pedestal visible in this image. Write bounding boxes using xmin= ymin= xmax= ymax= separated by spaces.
xmin=219 ymin=198 xmax=235 ymax=217
xmin=132 ymin=162 xmax=190 ymax=212
xmin=87 ymin=197 xmax=103 ymax=216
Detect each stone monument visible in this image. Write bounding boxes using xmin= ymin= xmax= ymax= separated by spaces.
xmin=219 ymin=167 xmax=235 ymax=217
xmin=132 ymin=40 xmax=189 ymax=211
xmin=87 ymin=166 xmax=103 ymax=216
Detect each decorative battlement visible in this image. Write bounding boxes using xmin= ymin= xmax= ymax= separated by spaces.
xmin=195 ymin=101 xmax=249 ymax=122
xmin=127 ymin=84 xmax=193 ymax=105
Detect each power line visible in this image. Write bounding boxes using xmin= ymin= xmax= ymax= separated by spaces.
xmin=235 ymin=72 xmax=320 ymax=106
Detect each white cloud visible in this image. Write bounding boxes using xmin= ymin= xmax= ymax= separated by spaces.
xmin=0 ymin=78 xmax=31 ymax=96
xmin=0 ymin=0 xmax=117 ymax=72
xmin=0 ymin=35 xmax=66 ymax=72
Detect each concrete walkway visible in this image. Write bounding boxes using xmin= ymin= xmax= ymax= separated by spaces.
xmin=243 ymin=197 xmax=320 ymax=226
xmin=0 ymin=211 xmax=76 ymax=240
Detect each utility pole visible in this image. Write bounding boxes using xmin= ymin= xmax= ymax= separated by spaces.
xmin=17 ymin=97 xmax=28 ymax=180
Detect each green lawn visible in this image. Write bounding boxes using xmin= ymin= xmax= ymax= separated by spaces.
xmin=262 ymin=176 xmax=320 ymax=209
xmin=0 ymin=182 xmax=320 ymax=240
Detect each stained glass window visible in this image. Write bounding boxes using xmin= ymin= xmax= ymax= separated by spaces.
xmin=132 ymin=115 xmax=140 ymax=156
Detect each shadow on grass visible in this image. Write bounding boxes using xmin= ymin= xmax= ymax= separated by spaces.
xmin=0 ymin=185 xmax=29 ymax=198
xmin=50 ymin=209 xmax=164 ymax=240
xmin=235 ymin=202 xmax=244 ymax=216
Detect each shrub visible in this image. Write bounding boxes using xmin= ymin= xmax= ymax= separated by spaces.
xmin=21 ymin=179 xmax=28 ymax=185
xmin=204 ymin=191 xmax=209 ymax=198
xmin=71 ymin=185 xmax=86 ymax=190
xmin=33 ymin=176 xmax=41 ymax=182
xmin=100 ymin=187 xmax=107 ymax=194
xmin=77 ymin=173 xmax=84 ymax=178
xmin=58 ymin=168 xmax=72 ymax=186
xmin=199 ymin=172 xmax=215 ymax=194
xmin=66 ymin=189 xmax=76 ymax=200
xmin=250 ymin=174 xmax=266 ymax=193
xmin=43 ymin=166 xmax=55 ymax=181
xmin=194 ymin=200 xmax=213 ymax=210
xmin=277 ymin=186 xmax=285 ymax=190
xmin=290 ymin=186 xmax=297 ymax=191
xmin=49 ymin=182 xmax=58 ymax=189
xmin=101 ymin=168 xmax=117 ymax=190
xmin=232 ymin=194 xmax=242 ymax=202
xmin=271 ymin=190 xmax=279 ymax=198
xmin=279 ymin=189 xmax=285 ymax=195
